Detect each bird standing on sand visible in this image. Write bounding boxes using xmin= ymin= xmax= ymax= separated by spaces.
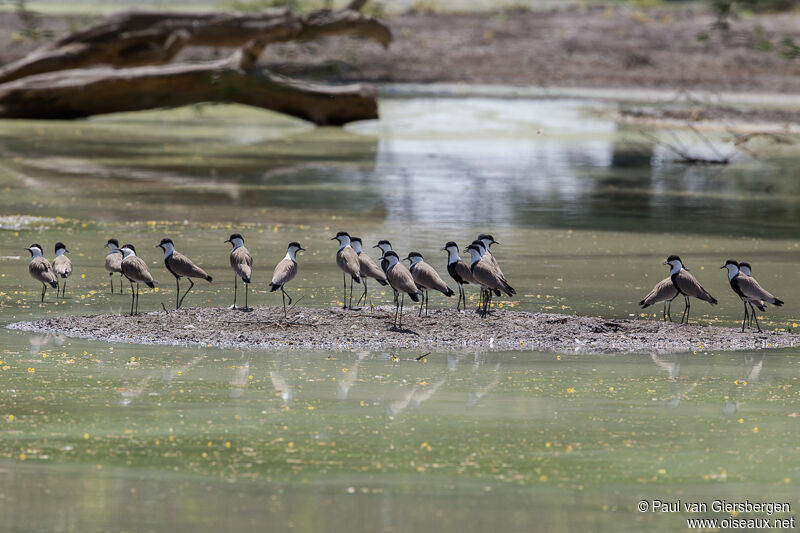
xmin=663 ymin=255 xmax=717 ymax=324
xmin=25 ymin=244 xmax=58 ymax=302
xmin=405 ymin=251 xmax=454 ymax=316
xmin=351 ymin=237 xmax=388 ymax=307
xmin=442 ymin=241 xmax=476 ymax=312
xmin=721 ymin=260 xmax=783 ymax=333
xmin=224 ymin=233 xmax=252 ymax=311
xmin=465 ymin=244 xmax=514 ymax=317
xmin=382 ymin=250 xmax=420 ymax=329
xmin=157 ymin=238 xmax=212 ymax=310
xmin=105 ymin=238 xmax=124 ymax=294
xmin=52 ymin=242 xmax=72 ymax=298
xmin=639 ymin=277 xmax=679 ymax=321
xmin=120 ymin=244 xmax=158 ymax=316
xmin=332 ymin=231 xmax=361 ymax=309
xmin=269 ymin=241 xmax=305 ymax=318
xmin=477 ymin=234 xmax=516 ymax=295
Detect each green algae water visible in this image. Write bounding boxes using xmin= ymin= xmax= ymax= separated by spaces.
xmin=0 ymin=97 xmax=799 ymax=531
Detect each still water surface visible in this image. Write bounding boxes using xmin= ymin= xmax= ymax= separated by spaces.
xmin=0 ymin=97 xmax=798 ymax=531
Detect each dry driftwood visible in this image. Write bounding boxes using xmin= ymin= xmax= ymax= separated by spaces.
xmin=0 ymin=7 xmax=390 ymax=84
xmin=0 ymin=41 xmax=377 ymax=125
xmin=0 ymin=4 xmax=390 ymax=124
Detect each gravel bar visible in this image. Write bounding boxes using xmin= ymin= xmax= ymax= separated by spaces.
xmin=7 ymin=306 xmax=800 ymax=355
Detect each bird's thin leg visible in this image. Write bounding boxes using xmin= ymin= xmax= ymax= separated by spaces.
xmin=109 ymin=272 xmax=114 ymax=294
xmin=399 ymin=294 xmax=404 ymax=328
xmin=357 ymin=279 xmax=368 ymax=306
xmin=129 ymin=282 xmax=135 ymax=315
xmin=425 ymin=289 xmax=430 ymax=316
xmin=232 ymin=275 xmax=238 ymax=309
xmin=135 ymin=284 xmax=140 ymax=315
xmin=749 ymin=303 xmax=762 ymax=333
xmin=393 ymin=291 xmax=399 ymax=327
xmin=175 ymin=278 xmax=180 ymax=310
xmin=63 ymin=278 xmax=67 ymax=297
xmin=245 ymin=283 xmax=249 ymax=310
xmin=119 ymin=274 xmax=125 ymax=294
xmin=178 ymin=279 xmax=195 ymax=309
xmin=281 ymin=288 xmax=287 ymax=319
xmin=342 ymin=273 xmax=347 ymax=309
xmin=418 ymin=289 xmax=424 ymax=317
xmin=281 ymin=286 xmax=292 ymax=306
xmin=456 ymin=285 xmax=462 ymax=311
xmin=684 ymin=296 xmax=691 ymax=325
xmin=680 ymin=295 xmax=687 ymax=324
xmin=349 ymin=277 xmax=354 ymax=309
xmin=40 ymin=282 xmax=45 ymax=303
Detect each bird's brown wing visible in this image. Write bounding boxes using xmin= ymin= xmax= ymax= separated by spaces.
xmin=105 ymin=252 xmax=122 ymax=273
xmin=230 ymin=246 xmax=252 ymax=281
xmin=675 ymin=269 xmax=717 ymax=303
xmin=271 ymin=258 xmax=297 ymax=286
xmin=471 ymin=261 xmax=503 ymax=291
xmin=388 ymin=263 xmax=419 ymax=294
xmin=337 ymin=247 xmax=361 ymax=279
xmin=414 ymin=262 xmax=452 ymax=294
xmin=359 ymin=254 xmax=386 ymax=281
xmin=170 ymin=251 xmax=211 ymax=280
xmin=640 ymin=277 xmax=678 ymax=307
xmin=123 ymin=256 xmax=156 ymax=284
xmin=29 ymin=257 xmax=57 ymax=284
xmin=455 ymin=260 xmax=476 ymax=285
xmin=53 ymin=255 xmax=72 ymax=277
xmin=737 ymin=274 xmax=781 ymax=305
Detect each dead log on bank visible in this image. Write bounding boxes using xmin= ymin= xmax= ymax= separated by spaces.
xmin=0 ymin=4 xmax=390 ymax=124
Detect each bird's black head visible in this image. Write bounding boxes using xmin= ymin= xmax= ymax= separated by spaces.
xmin=158 ymin=238 xmax=174 ymax=248
xmin=377 ymin=239 xmax=391 ymax=246
xmin=666 ymin=255 xmax=681 ymax=263
xmin=725 ymin=259 xmax=738 ymax=266
xmin=466 ymin=244 xmax=481 ymax=254
xmin=287 ymin=241 xmax=305 ymax=251
xmin=106 ymin=238 xmax=119 ymax=248
xmin=383 ymin=250 xmax=399 ymax=260
xmin=225 ymin=233 xmax=244 ymax=245
xmin=333 ymin=231 xmax=350 ymax=239
xmin=26 ymin=243 xmax=42 ymax=255
xmin=122 ymin=244 xmax=136 ymax=254
xmin=350 ymin=237 xmax=362 ymax=244
xmin=443 ymin=241 xmax=458 ymax=250
xmin=470 ymin=239 xmax=486 ymax=249
xmin=478 ymin=234 xmax=498 ymax=244
xmin=406 ymin=251 xmax=423 ymax=260
xmin=54 ymin=242 xmax=67 ymax=253
xmin=739 ymin=262 xmax=752 ymax=271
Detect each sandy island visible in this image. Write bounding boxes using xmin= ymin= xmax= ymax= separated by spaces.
xmin=7 ymin=306 xmax=799 ymax=354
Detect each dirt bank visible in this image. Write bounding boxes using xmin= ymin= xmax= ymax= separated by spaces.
xmin=8 ymin=306 xmax=799 ymax=354
xmin=1 ymin=7 xmax=800 ymax=94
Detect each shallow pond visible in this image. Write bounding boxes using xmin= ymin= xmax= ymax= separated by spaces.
xmin=0 ymin=96 xmax=798 ymax=531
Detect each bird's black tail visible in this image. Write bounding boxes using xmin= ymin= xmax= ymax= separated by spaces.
xmin=206 ymin=275 xmax=213 ymax=282
xmin=242 ymin=276 xmax=251 ymax=284
xmin=408 ymin=292 xmax=420 ymax=302
xmin=444 ymin=287 xmax=455 ymax=297
xmin=269 ymin=283 xmax=280 ymax=292
xmin=146 ymin=281 xmax=157 ymax=289
xmin=352 ymin=275 xmax=361 ymax=284
xmin=773 ymin=298 xmax=785 ymax=307
xmin=639 ymin=299 xmax=650 ymax=309
xmin=49 ymin=280 xmax=58 ymax=288
xmin=377 ymin=279 xmax=388 ymax=286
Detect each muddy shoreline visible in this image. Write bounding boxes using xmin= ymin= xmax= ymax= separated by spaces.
xmin=7 ymin=306 xmax=798 ymax=354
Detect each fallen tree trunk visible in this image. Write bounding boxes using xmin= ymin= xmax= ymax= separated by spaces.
xmin=0 ymin=46 xmax=377 ymax=125
xmin=0 ymin=7 xmax=391 ymax=84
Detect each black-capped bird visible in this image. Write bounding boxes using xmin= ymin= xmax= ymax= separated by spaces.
xmin=405 ymin=251 xmax=454 ymax=316
xmin=351 ymin=237 xmax=387 ymax=307
xmin=332 ymin=231 xmax=361 ymax=309
xmin=25 ymin=244 xmax=58 ymax=302
xmin=442 ymin=241 xmax=476 ymax=312
xmin=721 ymin=260 xmax=783 ymax=333
xmin=224 ymin=233 xmax=252 ymax=311
xmin=157 ymin=238 xmax=212 ymax=309
xmin=52 ymin=242 xmax=72 ymax=298
xmin=639 ymin=277 xmax=679 ymax=321
xmin=382 ymin=250 xmax=421 ymax=328
xmin=119 ymin=244 xmax=158 ymax=316
xmin=104 ymin=238 xmax=124 ymax=294
xmin=269 ymin=242 xmax=305 ymax=318
xmin=663 ymin=255 xmax=717 ymax=324
xmin=465 ymin=244 xmax=514 ymax=317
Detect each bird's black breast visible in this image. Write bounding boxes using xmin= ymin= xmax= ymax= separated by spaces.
xmin=670 ymin=272 xmax=683 ymax=295
xmin=164 ymin=255 xmax=181 ymax=279
xmin=447 ymin=262 xmax=465 ymax=284
xmin=730 ymin=276 xmax=745 ymax=298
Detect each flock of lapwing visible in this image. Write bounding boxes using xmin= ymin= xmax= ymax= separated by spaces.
xmin=24 ymin=237 xmax=784 ymax=333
